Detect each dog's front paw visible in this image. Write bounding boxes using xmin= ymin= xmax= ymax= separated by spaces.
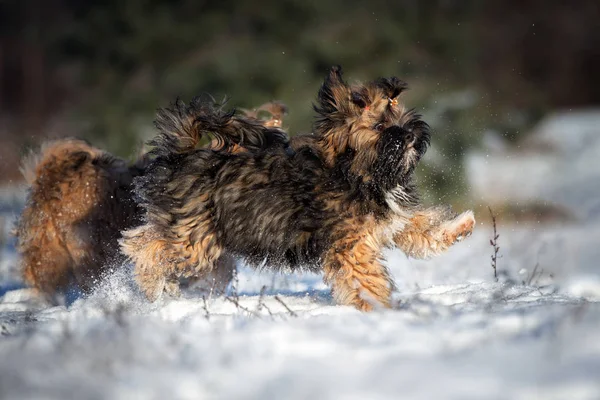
xmin=443 ymin=210 xmax=475 ymax=245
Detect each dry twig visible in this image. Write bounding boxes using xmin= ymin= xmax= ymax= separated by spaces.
xmin=201 ymin=295 xmax=210 ymax=321
xmin=488 ymin=206 xmax=501 ymax=282
xmin=230 ymin=267 xmax=240 ymax=304
xmin=257 ymin=285 xmax=274 ymax=316
xmin=225 ymin=295 xmax=262 ymax=318
xmin=274 ymin=295 xmax=297 ymax=317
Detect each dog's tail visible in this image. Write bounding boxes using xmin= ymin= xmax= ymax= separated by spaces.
xmin=240 ymin=101 xmax=288 ymax=128
xmin=150 ymin=97 xmax=289 ymax=157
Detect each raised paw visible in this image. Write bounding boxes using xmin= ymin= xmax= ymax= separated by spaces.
xmin=442 ymin=210 xmax=475 ymax=245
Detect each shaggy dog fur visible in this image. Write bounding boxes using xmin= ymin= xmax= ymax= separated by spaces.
xmin=121 ymin=66 xmax=475 ymax=311
xmin=15 ymin=139 xmax=143 ymax=299
xmin=14 ymin=103 xmax=286 ymax=301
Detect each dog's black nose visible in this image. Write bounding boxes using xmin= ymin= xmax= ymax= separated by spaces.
xmin=381 ymin=126 xmax=416 ymax=144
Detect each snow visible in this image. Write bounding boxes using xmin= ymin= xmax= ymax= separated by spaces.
xmin=1 ymin=191 xmax=600 ymax=399
xmin=466 ymin=109 xmax=600 ymax=219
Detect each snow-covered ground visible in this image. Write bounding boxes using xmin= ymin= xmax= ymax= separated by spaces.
xmin=466 ymin=109 xmax=600 ymax=220
xmin=1 ymin=189 xmax=599 ymax=400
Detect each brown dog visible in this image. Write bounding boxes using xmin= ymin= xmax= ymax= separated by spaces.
xmin=15 ymin=139 xmax=142 ymax=299
xmin=15 ymin=102 xmax=287 ymax=301
xmin=121 ymin=66 xmax=475 ymax=311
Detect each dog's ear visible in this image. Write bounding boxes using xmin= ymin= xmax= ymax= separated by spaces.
xmin=375 ymin=77 xmax=408 ymax=100
xmin=314 ymin=65 xmax=351 ymax=132
xmin=317 ymin=65 xmax=347 ymax=113
xmin=350 ymin=89 xmax=371 ymax=110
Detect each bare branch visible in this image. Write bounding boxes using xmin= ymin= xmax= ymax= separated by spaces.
xmin=230 ymin=267 xmax=240 ymax=304
xmin=274 ymin=295 xmax=298 ymax=317
xmin=201 ymin=295 xmax=210 ymax=321
xmin=256 ymin=285 xmax=275 ymax=317
xmin=488 ymin=206 xmax=500 ymax=282
xmin=225 ymin=296 xmax=262 ymax=318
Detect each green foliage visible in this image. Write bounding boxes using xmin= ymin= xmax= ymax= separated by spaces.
xmin=31 ymin=0 xmax=514 ymax=199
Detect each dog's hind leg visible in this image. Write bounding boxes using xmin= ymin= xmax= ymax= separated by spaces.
xmin=180 ymin=252 xmax=235 ymax=296
xmin=393 ymin=207 xmax=475 ymax=259
xmin=322 ymin=218 xmax=395 ymax=311
xmin=120 ymin=221 xmax=223 ymax=301
xmin=120 ymin=224 xmax=170 ymax=301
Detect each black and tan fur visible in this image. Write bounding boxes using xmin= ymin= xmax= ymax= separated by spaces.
xmin=121 ymin=66 xmax=475 ymax=311
xmin=14 ymin=102 xmax=286 ymax=301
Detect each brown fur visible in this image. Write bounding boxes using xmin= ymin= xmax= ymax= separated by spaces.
xmin=15 ymin=139 xmax=141 ymax=299
xmin=15 ymin=101 xmax=288 ymax=301
xmin=210 ymin=101 xmax=288 ymax=152
xmin=322 ymin=215 xmax=394 ymax=311
xmin=240 ymin=101 xmax=288 ymax=128
xmin=395 ymin=208 xmax=476 ymax=259
xmin=120 ymin=66 xmax=475 ymax=311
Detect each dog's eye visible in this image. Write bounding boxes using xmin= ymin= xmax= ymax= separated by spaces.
xmin=375 ymin=123 xmax=385 ymax=132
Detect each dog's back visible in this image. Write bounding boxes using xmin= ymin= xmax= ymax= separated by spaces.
xmin=16 ymin=139 xmax=141 ymax=299
xmin=15 ymin=101 xmax=287 ymax=300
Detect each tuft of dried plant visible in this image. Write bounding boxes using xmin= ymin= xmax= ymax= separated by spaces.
xmin=488 ymin=206 xmax=501 ymax=282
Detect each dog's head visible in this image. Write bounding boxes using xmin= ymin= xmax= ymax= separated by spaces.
xmin=314 ymin=66 xmax=430 ymax=191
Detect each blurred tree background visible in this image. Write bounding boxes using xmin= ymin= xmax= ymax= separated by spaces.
xmin=1 ymin=0 xmax=598 ymax=204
